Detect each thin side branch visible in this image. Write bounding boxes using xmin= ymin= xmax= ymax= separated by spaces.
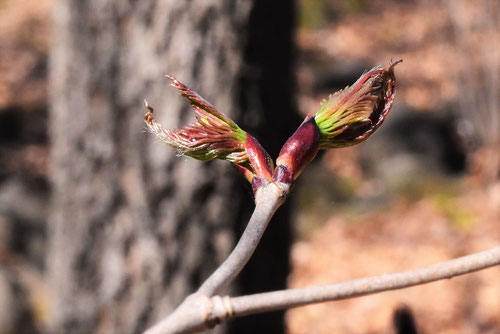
xmin=230 ymin=245 xmax=500 ymax=316
xmin=145 ymin=245 xmax=500 ymax=333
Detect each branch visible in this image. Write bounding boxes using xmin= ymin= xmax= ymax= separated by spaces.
xmin=145 ymin=245 xmax=500 ymax=333
xmin=196 ymin=181 xmax=287 ymax=296
xmin=230 ymin=245 xmax=500 ymax=315
xmin=143 ymin=181 xmax=288 ymax=334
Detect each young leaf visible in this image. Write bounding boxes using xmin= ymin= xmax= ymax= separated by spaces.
xmin=314 ymin=59 xmax=402 ymax=148
xmin=144 ymin=76 xmax=274 ymax=184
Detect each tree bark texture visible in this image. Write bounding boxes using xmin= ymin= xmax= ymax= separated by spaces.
xmin=48 ymin=1 xmax=296 ymax=333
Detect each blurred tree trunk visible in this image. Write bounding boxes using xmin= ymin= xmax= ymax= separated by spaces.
xmin=48 ymin=1 xmax=297 ymax=333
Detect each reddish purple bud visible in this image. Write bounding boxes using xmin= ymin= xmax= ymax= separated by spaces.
xmin=315 ymin=59 xmax=402 ymax=148
xmin=274 ymin=115 xmax=320 ymax=183
xmin=145 ymin=76 xmax=274 ymax=192
xmin=245 ymin=134 xmax=274 ymax=181
xmin=144 ymin=100 xmax=247 ymax=163
xmin=272 ymin=165 xmax=293 ymax=185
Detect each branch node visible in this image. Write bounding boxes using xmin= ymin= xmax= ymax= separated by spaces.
xmin=201 ymin=295 xmax=235 ymax=328
xmin=275 ymin=181 xmax=291 ymax=199
xmin=200 ymin=296 xmax=217 ymax=329
xmin=222 ymin=296 xmax=234 ymax=319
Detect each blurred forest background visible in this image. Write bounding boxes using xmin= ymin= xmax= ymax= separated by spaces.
xmin=0 ymin=0 xmax=499 ymax=333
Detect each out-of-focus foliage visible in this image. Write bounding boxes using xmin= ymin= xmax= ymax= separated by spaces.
xmin=0 ymin=0 xmax=49 ymax=109
xmin=298 ymin=0 xmax=367 ymax=29
xmin=447 ymin=0 xmax=500 ymax=183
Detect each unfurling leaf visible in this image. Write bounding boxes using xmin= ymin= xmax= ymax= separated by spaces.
xmin=144 ymin=101 xmax=247 ymax=163
xmin=273 ymin=60 xmax=401 ymax=185
xmin=314 ymin=59 xmax=402 ymax=148
xmin=144 ymin=76 xmax=273 ymax=184
xmin=145 ymin=61 xmax=400 ymax=192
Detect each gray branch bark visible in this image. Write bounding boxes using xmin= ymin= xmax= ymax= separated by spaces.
xmin=197 ymin=183 xmax=288 ymax=296
xmin=145 ymin=216 xmax=500 ymax=333
xmin=231 ymin=245 xmax=500 ymax=315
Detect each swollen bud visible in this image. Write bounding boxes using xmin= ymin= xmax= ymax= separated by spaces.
xmin=144 ymin=75 xmax=274 ymax=188
xmin=232 ymin=134 xmax=274 ymax=185
xmin=274 ymin=115 xmax=320 ymax=184
xmin=144 ymin=99 xmax=248 ymax=163
xmin=314 ymin=59 xmax=402 ymax=148
xmin=245 ymin=134 xmax=274 ymax=180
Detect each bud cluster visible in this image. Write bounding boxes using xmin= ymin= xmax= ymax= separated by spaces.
xmin=145 ymin=60 xmax=401 ymax=195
